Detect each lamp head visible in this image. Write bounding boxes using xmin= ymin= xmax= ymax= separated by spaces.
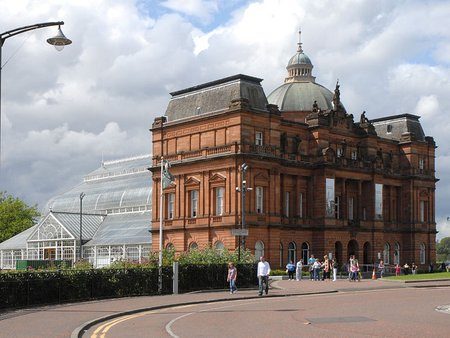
xmin=47 ymin=26 xmax=72 ymax=51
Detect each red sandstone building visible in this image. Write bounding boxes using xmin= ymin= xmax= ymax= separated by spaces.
xmin=150 ymin=35 xmax=437 ymax=268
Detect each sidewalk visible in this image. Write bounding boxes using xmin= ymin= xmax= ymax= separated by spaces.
xmin=0 ymin=278 xmax=448 ymax=338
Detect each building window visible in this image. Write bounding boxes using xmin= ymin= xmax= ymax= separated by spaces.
xmin=326 ymin=178 xmax=335 ymax=217
xmin=337 ymin=147 xmax=343 ymax=158
xmin=420 ymin=200 xmax=425 ymax=222
xmin=214 ymin=240 xmax=224 ymax=251
xmin=255 ymin=131 xmax=263 ymax=146
xmin=420 ymin=243 xmax=426 ymax=264
xmin=255 ymin=240 xmax=264 ymax=260
xmin=167 ymin=193 xmax=175 ymax=219
xmin=375 ymin=184 xmax=383 ymax=220
xmin=387 ymin=124 xmax=393 ymax=134
xmin=419 ymin=158 xmax=424 ymax=170
xmin=335 ymin=196 xmax=341 ymax=219
xmin=215 ymin=187 xmax=225 ymax=216
xmin=166 ymin=243 xmax=175 ymax=251
xmin=362 ymin=207 xmax=367 ymax=221
xmin=256 ymin=186 xmax=264 ymax=214
xmin=298 ymin=192 xmax=303 ymax=218
xmin=383 ymin=243 xmax=390 ymax=264
xmin=189 ymin=242 xmax=198 ymax=251
xmin=394 ymin=242 xmax=400 ymax=265
xmin=190 ymin=190 xmax=198 ymax=218
xmin=301 ymin=242 xmax=309 ymax=264
xmin=285 ymin=192 xmax=290 ymax=217
xmin=351 ymin=150 xmax=357 ymax=160
xmin=279 ymin=243 xmax=284 ymax=267
xmin=288 ymin=242 xmax=296 ymax=263
xmin=348 ymin=197 xmax=354 ymax=221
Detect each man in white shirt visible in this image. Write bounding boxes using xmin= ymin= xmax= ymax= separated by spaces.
xmin=257 ymin=256 xmax=271 ymax=296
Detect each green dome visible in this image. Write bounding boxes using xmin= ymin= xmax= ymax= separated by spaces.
xmin=287 ymin=52 xmax=312 ymax=67
xmin=267 ymin=82 xmax=334 ymax=112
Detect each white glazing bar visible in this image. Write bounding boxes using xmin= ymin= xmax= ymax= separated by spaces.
xmin=94 ymin=245 xmax=97 ymax=268
xmin=123 ymin=244 xmax=126 ymax=260
xmin=138 ymin=245 xmax=142 ymax=264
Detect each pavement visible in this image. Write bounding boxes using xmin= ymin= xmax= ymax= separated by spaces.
xmin=0 ymin=277 xmax=448 ymax=338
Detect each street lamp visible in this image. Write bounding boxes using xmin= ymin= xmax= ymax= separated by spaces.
xmin=79 ymin=192 xmax=86 ymax=260
xmin=236 ymin=163 xmax=252 ymax=261
xmin=0 ymin=21 xmax=72 ymax=172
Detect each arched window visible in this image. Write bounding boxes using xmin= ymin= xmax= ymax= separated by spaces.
xmin=394 ymin=242 xmax=400 ymax=265
xmin=420 ymin=243 xmax=426 ymax=264
xmin=288 ymin=242 xmax=297 ymax=263
xmin=384 ymin=243 xmax=390 ymax=264
xmin=214 ymin=240 xmax=224 ymax=252
xmin=166 ymin=243 xmax=174 ymax=251
xmin=255 ymin=240 xmax=264 ymax=260
xmin=279 ymin=243 xmax=284 ymax=267
xmin=301 ymin=242 xmax=309 ymax=264
xmin=189 ymin=242 xmax=198 ymax=251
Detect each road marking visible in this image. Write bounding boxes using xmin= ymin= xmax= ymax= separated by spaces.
xmin=165 ymin=299 xmax=260 ymax=338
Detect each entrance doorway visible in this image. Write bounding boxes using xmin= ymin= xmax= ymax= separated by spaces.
xmin=363 ymin=242 xmax=372 ymax=264
xmin=44 ymin=248 xmax=56 ymax=260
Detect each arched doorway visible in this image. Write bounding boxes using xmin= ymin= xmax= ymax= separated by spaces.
xmin=363 ymin=242 xmax=371 ymax=264
xmin=334 ymin=241 xmax=343 ymax=264
xmin=347 ymin=240 xmax=359 ymax=260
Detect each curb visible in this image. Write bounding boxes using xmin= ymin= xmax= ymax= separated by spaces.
xmin=381 ymin=278 xmax=450 ymax=284
xmin=70 ymin=290 xmax=338 ymax=338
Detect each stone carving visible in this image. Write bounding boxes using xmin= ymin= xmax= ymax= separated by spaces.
xmin=312 ymin=100 xmax=319 ymax=112
xmin=360 ymin=111 xmax=369 ymax=124
xmin=332 ymin=80 xmax=340 ymax=110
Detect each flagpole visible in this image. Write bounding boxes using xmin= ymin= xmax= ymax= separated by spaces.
xmin=158 ymin=156 xmax=164 ymax=293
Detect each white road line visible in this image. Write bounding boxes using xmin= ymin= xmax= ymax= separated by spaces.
xmin=165 ymin=299 xmax=261 ymax=338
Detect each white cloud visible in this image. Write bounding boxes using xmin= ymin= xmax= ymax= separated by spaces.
xmin=160 ymin=0 xmax=219 ymax=21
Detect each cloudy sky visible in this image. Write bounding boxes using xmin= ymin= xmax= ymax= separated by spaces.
xmin=1 ymin=0 xmax=449 ymax=239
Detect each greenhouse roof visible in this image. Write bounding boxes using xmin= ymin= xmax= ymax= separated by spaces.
xmin=0 ymin=225 xmax=37 ymax=250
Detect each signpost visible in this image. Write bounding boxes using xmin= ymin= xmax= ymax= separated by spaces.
xmin=231 ymin=229 xmax=249 ymax=237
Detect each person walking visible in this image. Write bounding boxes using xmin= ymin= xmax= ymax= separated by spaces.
xmin=286 ymin=260 xmax=296 ymax=280
xmin=378 ymin=260 xmax=385 ymax=278
xmin=308 ymin=255 xmax=315 ymax=280
xmin=332 ymin=259 xmax=338 ymax=281
xmin=322 ymin=257 xmax=330 ymax=281
xmin=257 ymin=256 xmax=271 ymax=296
xmin=227 ymin=262 xmax=237 ymax=294
xmin=395 ymin=263 xmax=401 ymax=276
xmin=411 ymin=262 xmax=417 ymax=275
xmin=295 ymin=259 xmax=303 ymax=281
xmin=313 ymin=258 xmax=321 ymax=281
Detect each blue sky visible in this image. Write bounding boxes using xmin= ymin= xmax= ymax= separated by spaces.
xmin=0 ymin=0 xmax=449 ymax=239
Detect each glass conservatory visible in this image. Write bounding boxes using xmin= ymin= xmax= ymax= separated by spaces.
xmin=0 ymin=155 xmax=152 ymax=269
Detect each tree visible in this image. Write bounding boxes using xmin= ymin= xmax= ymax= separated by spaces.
xmin=0 ymin=191 xmax=40 ymax=243
xmin=437 ymin=237 xmax=450 ymax=259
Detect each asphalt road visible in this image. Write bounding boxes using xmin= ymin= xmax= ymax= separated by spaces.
xmin=84 ymin=287 xmax=450 ymax=338
xmin=0 ymin=279 xmax=449 ymax=338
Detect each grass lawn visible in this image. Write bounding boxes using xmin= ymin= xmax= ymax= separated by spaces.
xmin=385 ymin=271 xmax=450 ymax=281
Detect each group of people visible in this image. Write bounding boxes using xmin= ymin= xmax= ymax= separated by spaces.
xmin=306 ymin=255 xmax=339 ymax=281
xmin=394 ymin=262 xmax=418 ymax=276
xmin=227 ymin=256 xmax=272 ymax=296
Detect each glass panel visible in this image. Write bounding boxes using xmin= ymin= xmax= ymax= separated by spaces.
xmin=375 ymin=184 xmax=383 ymax=219
xmin=326 ymin=178 xmax=335 ymax=217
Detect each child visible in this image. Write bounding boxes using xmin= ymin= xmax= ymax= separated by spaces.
xmin=395 ymin=264 xmax=401 ymax=276
xmin=227 ymin=262 xmax=237 ymax=294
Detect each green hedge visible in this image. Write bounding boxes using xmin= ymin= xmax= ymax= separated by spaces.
xmin=0 ymin=264 xmax=256 ymax=310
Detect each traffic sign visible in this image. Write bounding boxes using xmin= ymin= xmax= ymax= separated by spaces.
xmin=231 ymin=229 xmax=249 ymax=236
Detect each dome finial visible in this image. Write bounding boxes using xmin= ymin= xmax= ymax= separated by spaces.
xmin=297 ymin=28 xmax=303 ymax=53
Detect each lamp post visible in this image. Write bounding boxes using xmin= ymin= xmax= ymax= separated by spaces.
xmin=0 ymin=22 xmax=71 ymax=173
xmin=79 ymin=192 xmax=85 ymax=260
xmin=236 ymin=163 xmax=252 ymax=261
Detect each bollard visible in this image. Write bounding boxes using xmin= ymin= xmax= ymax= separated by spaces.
xmin=173 ymin=261 xmax=179 ymax=294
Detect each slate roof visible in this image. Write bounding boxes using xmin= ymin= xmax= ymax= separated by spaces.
xmin=165 ymin=74 xmax=269 ymax=122
xmin=371 ymin=114 xmax=425 ymax=142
